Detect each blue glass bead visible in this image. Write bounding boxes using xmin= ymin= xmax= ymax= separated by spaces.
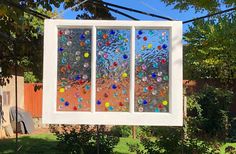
xmin=64 ymin=101 xmax=69 ymax=106
xmin=110 ymin=29 xmax=115 ymax=35
xmin=152 ymin=73 xmax=157 ymax=78
xmin=97 ymin=100 xmax=101 ymax=105
xmin=138 ymin=30 xmax=143 ymax=35
xmin=80 ymin=34 xmax=85 ymax=40
xmin=75 ymin=75 xmax=80 ymax=80
xmin=143 ymin=100 xmax=148 ymax=105
xmin=59 ymin=47 xmax=64 ymax=52
xmin=108 ymin=106 xmax=114 ymax=111
xmin=162 ymin=44 xmax=168 ymax=49
xmin=112 ymin=84 xmax=117 ymax=89
xmin=123 ymin=54 xmax=128 ymax=59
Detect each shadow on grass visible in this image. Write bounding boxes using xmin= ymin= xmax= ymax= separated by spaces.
xmin=0 ymin=136 xmax=61 ymax=154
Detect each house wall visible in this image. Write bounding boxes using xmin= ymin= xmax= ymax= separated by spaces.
xmin=0 ymin=76 xmax=24 ymax=138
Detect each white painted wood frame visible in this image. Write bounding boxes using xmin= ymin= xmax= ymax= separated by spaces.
xmin=43 ymin=20 xmax=183 ymax=126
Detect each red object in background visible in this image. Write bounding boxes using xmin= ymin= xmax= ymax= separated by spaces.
xmin=24 ymin=83 xmax=42 ymax=118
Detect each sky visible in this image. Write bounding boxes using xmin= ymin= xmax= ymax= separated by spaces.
xmin=54 ymin=0 xmax=212 ymax=33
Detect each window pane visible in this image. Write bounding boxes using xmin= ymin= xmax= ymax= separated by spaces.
xmin=135 ymin=29 xmax=169 ymax=112
xmin=96 ymin=29 xmax=130 ymax=112
xmin=57 ymin=28 xmax=91 ymax=111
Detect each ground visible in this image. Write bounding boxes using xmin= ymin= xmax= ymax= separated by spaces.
xmin=0 ymin=130 xmax=235 ymax=153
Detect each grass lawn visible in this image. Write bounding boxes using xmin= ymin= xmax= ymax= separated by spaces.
xmin=0 ymin=133 xmax=235 ymax=153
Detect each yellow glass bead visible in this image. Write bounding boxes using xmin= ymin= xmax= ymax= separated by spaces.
xmin=59 ymin=88 xmax=65 ymax=93
xmin=105 ymin=102 xmax=110 ymax=108
xmin=148 ymin=43 xmax=153 ymax=49
xmin=84 ymin=52 xmax=89 ymax=58
xmin=162 ymin=100 xmax=168 ymax=106
xmin=122 ymin=72 xmax=128 ymax=78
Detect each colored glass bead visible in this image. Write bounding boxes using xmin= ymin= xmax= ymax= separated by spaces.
xmin=103 ymin=34 xmax=108 ymax=39
xmin=153 ymin=63 xmax=158 ymax=68
xmin=67 ymin=41 xmax=72 ymax=46
xmin=84 ymin=52 xmax=89 ymax=58
xmin=108 ymin=106 xmax=114 ymax=111
xmin=152 ymin=73 xmax=157 ymax=78
xmin=106 ymin=41 xmax=110 ymax=46
xmin=143 ymin=100 xmax=148 ymax=105
xmin=80 ymin=41 xmax=85 ymax=47
xmin=75 ymin=75 xmax=80 ymax=80
xmin=78 ymin=97 xmax=83 ymax=102
xmin=110 ymin=29 xmax=115 ymax=35
xmin=162 ymin=44 xmax=168 ymax=49
xmin=85 ymin=85 xmax=90 ymax=90
xmin=142 ymin=77 xmax=147 ymax=82
xmin=147 ymin=43 xmax=153 ymax=49
xmin=60 ymin=98 xmax=65 ymax=102
xmin=97 ymin=100 xmax=101 ymax=105
xmin=113 ymin=62 xmax=118 ymax=66
xmin=112 ymin=84 xmax=117 ymax=89
xmin=143 ymin=36 xmax=147 ymax=41
xmin=161 ymin=58 xmax=166 ymax=64
xmin=80 ymin=34 xmax=85 ymax=40
xmin=84 ymin=63 xmax=89 ymax=68
xmin=59 ymin=47 xmax=64 ymax=52
xmin=64 ymin=101 xmax=69 ymax=106
xmin=148 ymin=86 xmax=154 ymax=91
xmin=122 ymin=72 xmax=128 ymax=78
xmin=157 ymin=77 xmax=162 ymax=82
xmin=163 ymin=75 xmax=169 ymax=81
xmin=123 ymin=54 xmax=128 ymax=59
xmin=73 ymin=106 xmax=77 ymax=110
xmin=138 ymin=30 xmax=143 ymax=35
xmin=59 ymin=88 xmax=65 ymax=93
xmin=162 ymin=100 xmax=168 ymax=106
xmin=105 ymin=102 xmax=110 ymax=107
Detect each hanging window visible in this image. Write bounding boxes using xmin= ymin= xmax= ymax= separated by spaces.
xmin=43 ymin=20 xmax=183 ymax=126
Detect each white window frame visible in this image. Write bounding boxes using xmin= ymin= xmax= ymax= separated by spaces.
xmin=43 ymin=19 xmax=183 ymax=126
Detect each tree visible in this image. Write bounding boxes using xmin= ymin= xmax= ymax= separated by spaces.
xmin=0 ymin=0 xmax=115 ymax=85
xmin=161 ymin=0 xmax=236 ymax=12
xmin=184 ymin=13 xmax=236 ymax=85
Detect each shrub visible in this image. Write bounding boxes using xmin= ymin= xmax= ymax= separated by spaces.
xmin=187 ymin=85 xmax=233 ymax=140
xmin=110 ymin=125 xmax=131 ymax=137
xmin=50 ymin=125 xmax=119 ymax=154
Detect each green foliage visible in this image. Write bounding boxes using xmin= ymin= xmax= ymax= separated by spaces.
xmin=187 ymin=85 xmax=233 ymax=139
xmin=128 ymin=85 xmax=233 ymax=153
xmin=110 ymin=126 xmax=131 ymax=137
xmin=160 ymin=0 xmax=235 ymax=12
xmin=24 ymin=71 xmax=38 ymax=83
xmin=50 ymin=125 xmax=119 ymax=154
xmin=0 ymin=0 xmax=115 ymax=86
xmin=184 ymin=13 xmax=236 ymax=85
xmin=128 ymin=127 xmax=217 ymax=154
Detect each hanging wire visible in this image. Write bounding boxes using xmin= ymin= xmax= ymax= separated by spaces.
xmin=92 ymin=0 xmax=174 ymax=21
xmin=52 ymin=0 xmax=90 ymax=19
xmin=183 ymin=7 xmax=236 ymax=23
xmin=2 ymin=0 xmax=236 ymax=24
xmin=106 ymin=6 xmax=139 ymax=20
xmin=86 ymin=1 xmax=139 ymax=20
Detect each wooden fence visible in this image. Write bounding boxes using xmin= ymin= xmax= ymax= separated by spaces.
xmin=24 ymin=80 xmax=236 ymax=118
xmin=24 ymin=83 xmax=42 ymax=118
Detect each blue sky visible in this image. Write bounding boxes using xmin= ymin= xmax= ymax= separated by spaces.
xmin=55 ymin=0 xmax=211 ymax=32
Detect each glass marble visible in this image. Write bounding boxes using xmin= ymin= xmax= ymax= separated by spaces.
xmin=135 ymin=29 xmax=169 ymax=112
xmin=57 ymin=28 xmax=92 ymax=111
xmin=96 ymin=29 xmax=130 ymax=112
